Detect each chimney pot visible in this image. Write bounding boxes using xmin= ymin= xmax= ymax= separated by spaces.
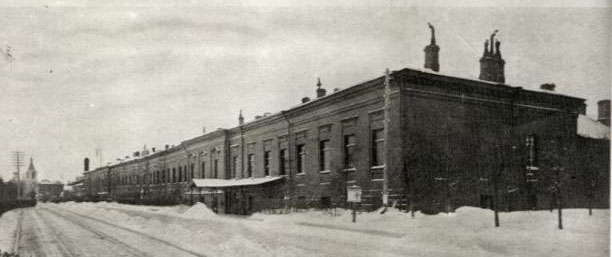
xmin=301 ymin=97 xmax=311 ymax=103
xmin=84 ymin=158 xmax=90 ymax=172
xmin=540 ymin=83 xmax=556 ymax=91
xmin=597 ymin=99 xmax=610 ymax=126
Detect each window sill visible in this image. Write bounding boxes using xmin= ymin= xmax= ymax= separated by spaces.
xmin=343 ymin=167 xmax=356 ymax=172
xmin=370 ymin=165 xmax=385 ymax=170
xmin=296 ymin=173 xmax=306 ymax=176
xmin=319 ymin=170 xmax=331 ymax=174
xmin=371 ymin=178 xmax=385 ymax=182
xmin=526 ymin=166 xmax=539 ymax=171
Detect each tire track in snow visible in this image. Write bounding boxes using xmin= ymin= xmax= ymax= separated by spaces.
xmin=11 ymin=209 xmax=23 ymax=254
xmin=29 ymin=209 xmax=81 ymax=257
xmin=38 ymin=208 xmax=150 ymax=257
xmin=41 ymin=207 xmax=208 ymax=257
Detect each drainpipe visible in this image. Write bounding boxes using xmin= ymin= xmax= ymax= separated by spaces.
xmin=382 ymin=69 xmax=392 ymax=208
xmin=280 ymin=110 xmax=293 ymax=208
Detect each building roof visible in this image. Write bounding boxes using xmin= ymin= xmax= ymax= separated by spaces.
xmin=577 ymin=114 xmax=610 ymax=140
xmin=191 ymin=176 xmax=285 ymax=188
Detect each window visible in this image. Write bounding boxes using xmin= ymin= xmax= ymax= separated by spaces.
xmin=190 ymin=163 xmax=195 ymax=179
xmin=319 ymin=140 xmax=331 ymax=171
xmin=371 ymin=129 xmax=385 ymax=166
xmin=172 ymin=168 xmax=176 ymax=183
xmin=264 ymin=151 xmax=271 ymax=176
xmin=231 ymin=156 xmax=239 ymax=178
xmin=247 ymin=154 xmax=255 ymax=177
xmin=213 ymin=159 xmax=219 ymax=178
xmin=526 ymin=134 xmax=538 ymax=167
xmin=179 ymin=166 xmax=183 ymax=182
xmin=201 ymin=162 xmax=206 ymax=178
xmin=344 ymin=134 xmax=356 ymax=168
xmin=279 ymin=149 xmax=287 ymax=175
xmin=297 ymin=144 xmax=306 ymax=174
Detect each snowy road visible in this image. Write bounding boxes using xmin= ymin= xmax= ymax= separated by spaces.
xmin=1 ymin=202 xmax=608 ymax=257
xmin=15 ymin=207 xmax=207 ymax=257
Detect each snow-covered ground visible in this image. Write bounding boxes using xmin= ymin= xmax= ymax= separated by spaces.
xmin=0 ymin=202 xmax=608 ymax=257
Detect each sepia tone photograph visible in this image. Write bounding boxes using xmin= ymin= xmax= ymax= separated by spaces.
xmin=0 ymin=0 xmax=610 ymax=256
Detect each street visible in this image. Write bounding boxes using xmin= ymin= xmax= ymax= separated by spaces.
xmin=2 ymin=202 xmax=608 ymax=257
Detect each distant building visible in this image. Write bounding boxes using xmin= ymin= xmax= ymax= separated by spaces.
xmin=38 ymin=179 xmax=64 ymax=202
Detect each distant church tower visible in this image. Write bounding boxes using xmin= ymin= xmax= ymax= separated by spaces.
xmin=22 ymin=158 xmax=39 ymax=199
xmin=424 ymin=23 xmax=440 ymax=72
xmin=479 ymin=30 xmax=506 ymax=83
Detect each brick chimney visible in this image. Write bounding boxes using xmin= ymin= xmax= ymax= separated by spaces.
xmin=238 ymin=110 xmax=244 ymax=125
xmin=479 ymin=30 xmax=505 ymax=83
xmin=424 ymin=22 xmax=440 ymax=72
xmin=84 ymin=157 xmax=89 ymax=172
xmin=316 ymin=78 xmax=326 ymax=98
xmin=598 ymin=99 xmax=610 ymax=126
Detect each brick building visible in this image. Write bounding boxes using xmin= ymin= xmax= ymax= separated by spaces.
xmin=82 ymin=27 xmax=609 ymax=214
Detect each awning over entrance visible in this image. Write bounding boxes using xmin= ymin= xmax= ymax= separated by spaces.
xmin=190 ymin=176 xmax=285 ymax=188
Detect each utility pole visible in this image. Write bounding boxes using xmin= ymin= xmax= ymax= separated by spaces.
xmin=382 ymin=69 xmax=391 ymax=208
xmin=11 ymin=151 xmax=24 ymax=200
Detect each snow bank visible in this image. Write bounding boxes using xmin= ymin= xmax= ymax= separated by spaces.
xmin=36 ymin=202 xmax=609 ymax=257
xmin=181 ymin=202 xmax=216 ymax=219
xmin=0 ymin=210 xmax=19 ymax=253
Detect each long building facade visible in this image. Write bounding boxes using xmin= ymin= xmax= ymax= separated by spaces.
xmin=82 ymin=28 xmax=609 ymax=215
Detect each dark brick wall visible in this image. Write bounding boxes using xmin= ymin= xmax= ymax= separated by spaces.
xmin=81 ymin=68 xmax=608 ymax=214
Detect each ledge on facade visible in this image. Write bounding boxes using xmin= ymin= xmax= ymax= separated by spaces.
xmin=342 ymin=167 xmax=356 ymax=172
xmin=370 ymin=165 xmax=385 ymax=170
xmin=319 ymin=170 xmax=331 ymax=174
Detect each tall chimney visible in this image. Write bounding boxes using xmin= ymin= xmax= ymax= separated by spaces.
xmin=316 ymin=78 xmax=326 ymax=98
xmin=479 ymin=30 xmax=506 ymax=83
xmin=598 ymin=99 xmax=610 ymax=126
xmin=238 ymin=110 xmax=244 ymax=125
xmin=424 ymin=22 xmax=440 ymax=72
xmin=84 ymin=158 xmax=89 ymax=172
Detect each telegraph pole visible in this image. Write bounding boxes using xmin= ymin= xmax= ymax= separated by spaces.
xmin=11 ymin=151 xmax=24 ymax=199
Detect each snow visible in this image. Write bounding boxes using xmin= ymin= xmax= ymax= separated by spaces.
xmin=1 ymin=202 xmax=608 ymax=257
xmin=182 ymin=202 xmax=216 ymax=218
xmin=578 ymin=114 xmax=610 ymax=139
xmin=0 ymin=210 xmax=19 ymax=252
xmin=191 ymin=176 xmax=284 ymax=188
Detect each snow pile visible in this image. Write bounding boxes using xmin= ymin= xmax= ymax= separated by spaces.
xmin=181 ymin=202 xmax=216 ymax=219
xmin=578 ymin=114 xmax=610 ymax=139
xmin=22 ymin=202 xmax=609 ymax=257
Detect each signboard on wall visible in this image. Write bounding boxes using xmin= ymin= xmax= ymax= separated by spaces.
xmin=347 ymin=185 xmax=362 ymax=203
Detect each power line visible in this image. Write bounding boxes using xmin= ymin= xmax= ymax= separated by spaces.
xmin=11 ymin=151 xmax=24 ymax=199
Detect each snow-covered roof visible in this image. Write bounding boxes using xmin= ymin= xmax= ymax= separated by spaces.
xmin=191 ymin=176 xmax=285 ymax=188
xmin=577 ymin=114 xmax=610 ymax=139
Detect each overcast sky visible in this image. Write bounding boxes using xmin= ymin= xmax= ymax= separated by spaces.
xmin=0 ymin=0 xmax=609 ymax=182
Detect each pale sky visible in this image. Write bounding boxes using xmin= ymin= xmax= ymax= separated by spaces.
xmin=0 ymin=0 xmax=610 ymax=182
